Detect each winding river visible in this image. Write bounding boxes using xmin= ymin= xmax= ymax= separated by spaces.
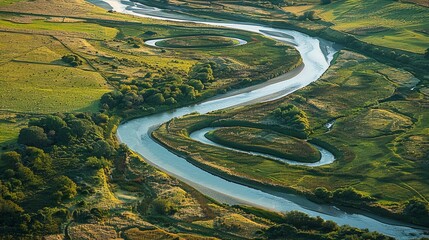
xmin=88 ymin=0 xmax=427 ymax=238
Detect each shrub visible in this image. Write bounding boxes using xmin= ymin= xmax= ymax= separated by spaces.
xmin=403 ymin=198 xmax=429 ymax=217
xmin=188 ymin=79 xmax=204 ymax=91
xmin=1 ymin=151 xmax=21 ymax=167
xmin=265 ymin=224 xmax=298 ymax=238
xmin=53 ymin=176 xmax=77 ymax=200
xmin=61 ymin=54 xmax=83 ymax=67
xmin=314 ymin=187 xmax=332 ymax=201
xmin=333 ymin=187 xmax=374 ymax=202
xmin=151 ymin=199 xmax=177 ymax=215
xmin=271 ymin=104 xmax=310 ymax=133
xmin=18 ymin=126 xmax=50 ymax=148
xmin=85 ymin=156 xmax=111 ymax=169
xmin=147 ymin=93 xmax=165 ymax=105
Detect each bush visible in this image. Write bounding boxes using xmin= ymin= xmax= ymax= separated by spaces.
xmin=265 ymin=224 xmax=298 ymax=238
xmin=1 ymin=151 xmax=21 ymax=167
xmin=61 ymin=54 xmax=82 ymax=67
xmin=314 ymin=187 xmax=332 ymax=201
xmin=53 ymin=176 xmax=77 ymax=201
xmin=333 ymin=187 xmax=374 ymax=202
xmin=18 ymin=126 xmax=50 ymax=148
xmin=151 ymin=199 xmax=177 ymax=215
xmin=85 ymin=157 xmax=111 ymax=169
xmin=92 ymin=140 xmax=115 ymax=158
xmin=272 ymin=104 xmax=310 ymax=133
xmin=403 ymin=198 xmax=429 ymax=217
xmin=147 ymin=93 xmax=165 ymax=105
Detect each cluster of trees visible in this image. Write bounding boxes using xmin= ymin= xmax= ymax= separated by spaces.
xmin=17 ymin=114 xmax=114 ymax=158
xmin=297 ymin=11 xmax=318 ymax=21
xmin=0 ymin=113 xmax=126 ymax=236
xmin=314 ymin=187 xmax=375 ymax=203
xmin=61 ymin=54 xmax=83 ymax=67
xmin=264 ymin=211 xmax=393 ymax=240
xmin=314 ymin=187 xmax=429 ymax=223
xmin=0 ymin=149 xmax=76 ymax=234
xmin=271 ymin=104 xmax=310 ymax=133
xmin=100 ymin=62 xmax=219 ymax=114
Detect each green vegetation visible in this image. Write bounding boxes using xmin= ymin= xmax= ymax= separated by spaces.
xmin=206 ymin=127 xmax=320 ymax=163
xmin=153 ymin=50 xmax=429 ymax=226
xmin=155 ymin=35 xmax=241 ymax=48
xmin=0 ymin=0 xmax=427 ymax=238
xmin=0 ymin=112 xmax=122 ymax=235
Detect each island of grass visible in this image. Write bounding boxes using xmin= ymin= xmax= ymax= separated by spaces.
xmin=153 ymin=35 xmax=244 ymax=48
xmin=205 ymin=127 xmax=320 ymax=163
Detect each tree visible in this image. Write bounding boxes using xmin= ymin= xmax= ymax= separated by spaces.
xmin=1 ymin=151 xmax=21 ymax=168
xmin=152 ymin=198 xmax=177 ymax=215
xmin=320 ymin=0 xmax=331 ymax=4
xmin=272 ymin=104 xmax=310 ymax=133
xmin=61 ymin=54 xmax=82 ymax=67
xmin=425 ymin=48 xmax=429 ymax=59
xmin=403 ymin=198 xmax=429 ymax=217
xmin=29 ymin=115 xmax=66 ymax=133
xmin=92 ymin=140 xmax=115 ymax=158
xmin=147 ymin=93 xmax=165 ymax=105
xmin=55 ymin=127 xmax=73 ymax=144
xmin=314 ymin=187 xmax=332 ymax=201
xmin=165 ymin=97 xmax=177 ymax=105
xmin=68 ymin=119 xmax=93 ymax=137
xmin=265 ymin=224 xmax=298 ymax=239
xmin=85 ymin=157 xmax=111 ymax=169
xmin=333 ymin=187 xmax=374 ymax=202
xmin=53 ymin=176 xmax=77 ymax=200
xmin=23 ymin=147 xmax=52 ymax=173
xmin=188 ymin=79 xmax=204 ymax=91
xmin=18 ymin=126 xmax=50 ymax=148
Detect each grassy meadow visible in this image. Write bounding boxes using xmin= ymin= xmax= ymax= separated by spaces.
xmin=312 ymin=0 xmax=429 ymax=53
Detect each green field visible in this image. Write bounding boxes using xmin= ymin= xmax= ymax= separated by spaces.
xmin=314 ymin=0 xmax=429 ymax=53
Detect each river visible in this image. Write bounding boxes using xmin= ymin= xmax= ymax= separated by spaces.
xmin=87 ymin=0 xmax=427 ymax=238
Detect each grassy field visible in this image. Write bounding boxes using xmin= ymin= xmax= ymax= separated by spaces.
xmin=0 ymin=62 xmax=110 ymax=113
xmin=313 ymin=0 xmax=429 ymax=53
xmin=153 ymin=50 xmax=429 ymax=223
xmin=206 ymin=127 xmax=321 ymax=163
xmin=155 ymin=35 xmax=240 ymax=48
